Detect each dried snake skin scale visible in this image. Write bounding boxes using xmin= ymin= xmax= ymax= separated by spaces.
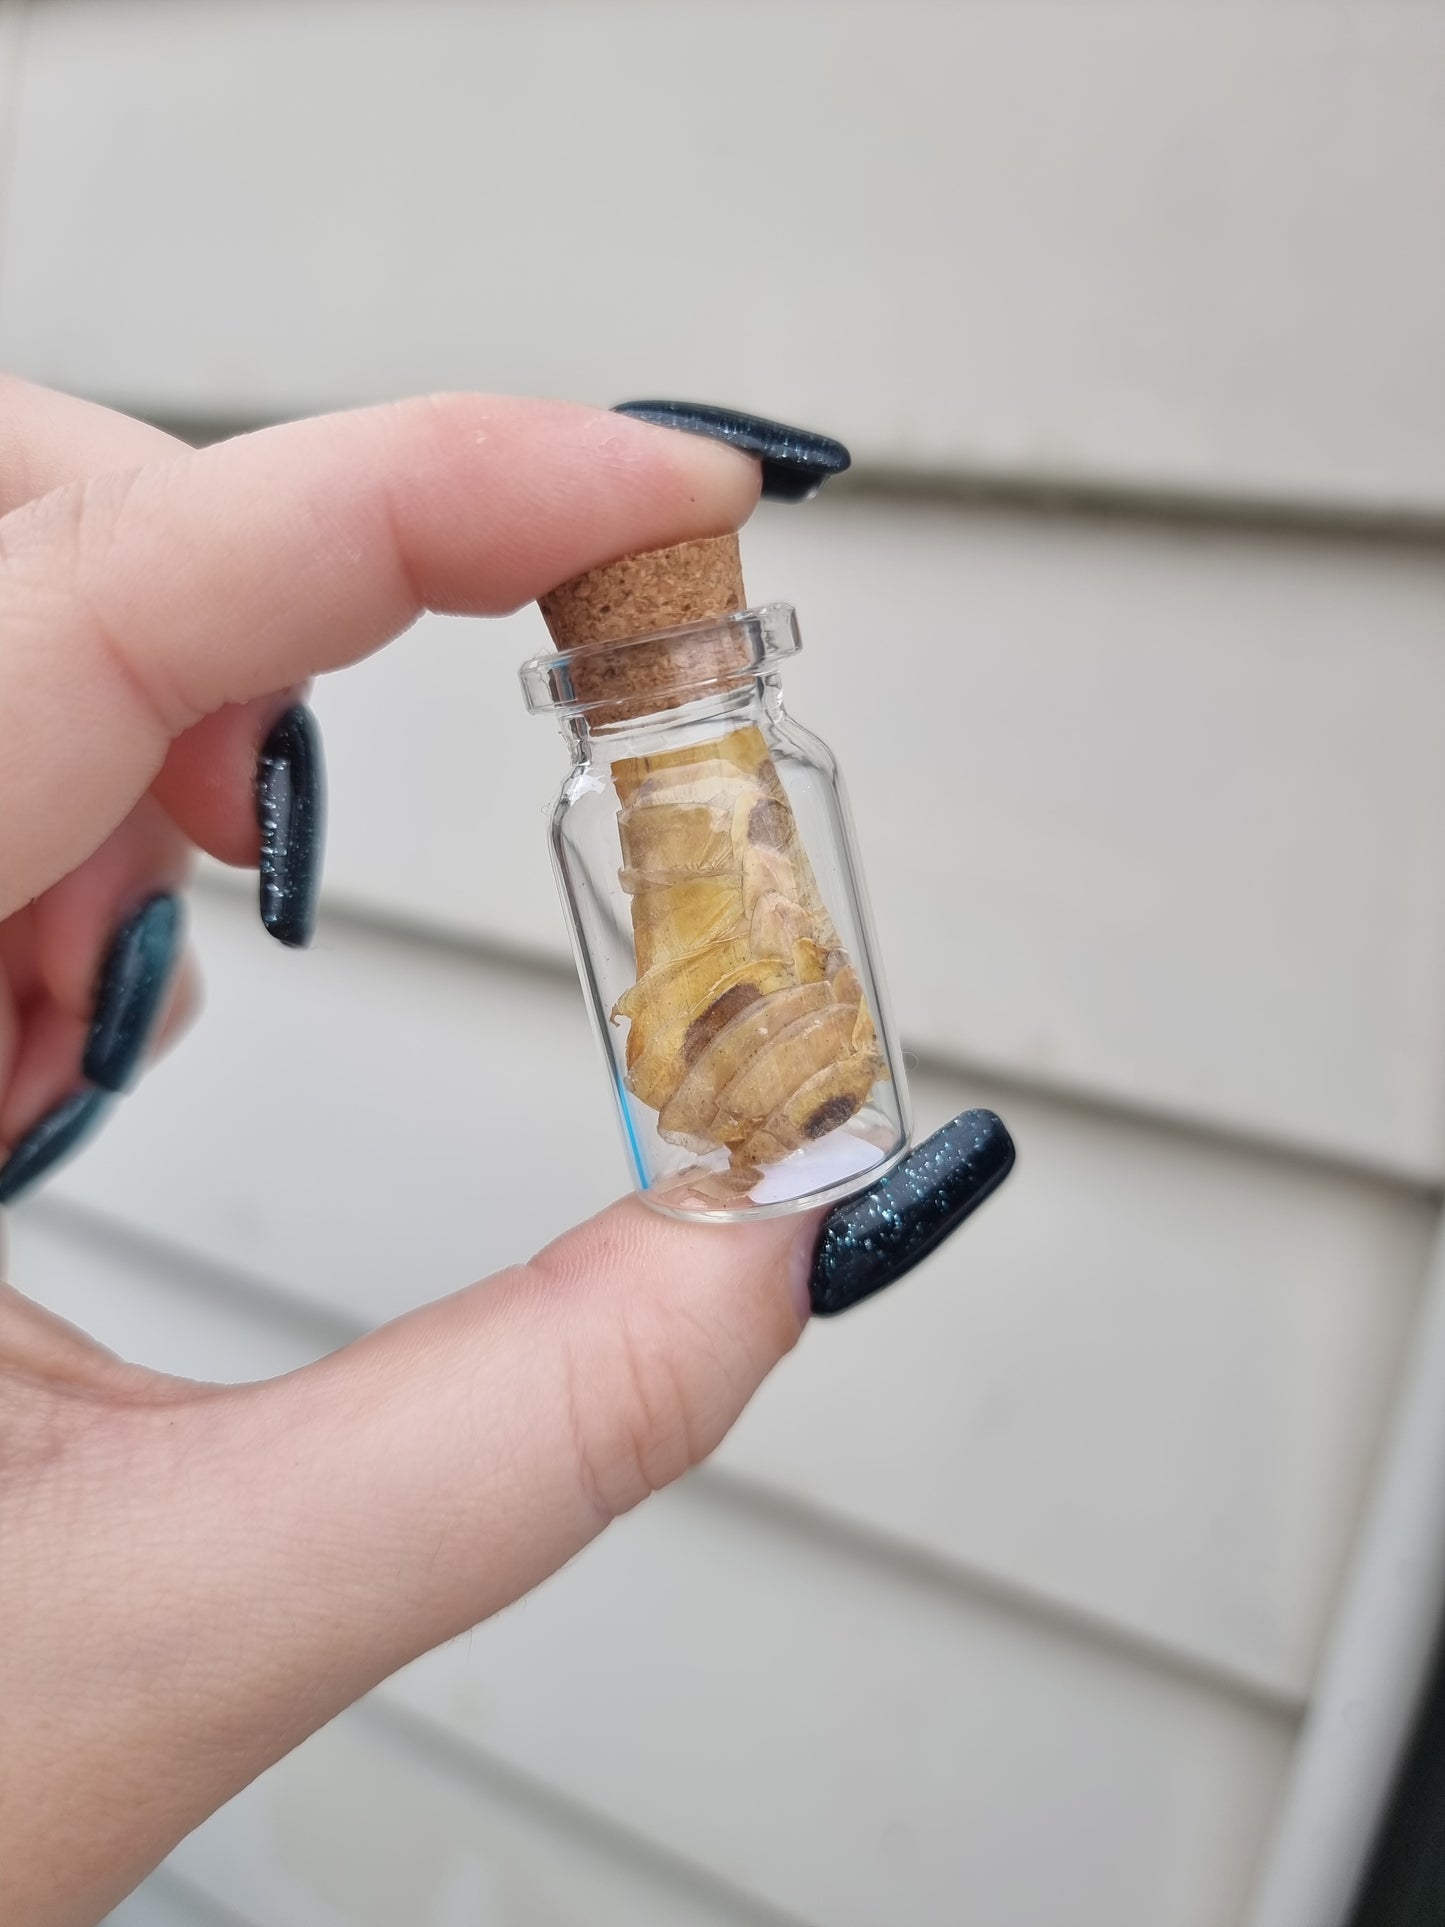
xmin=610 ymin=725 xmax=886 ymax=1168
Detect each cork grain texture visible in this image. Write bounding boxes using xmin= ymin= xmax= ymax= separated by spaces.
xmin=539 ymin=533 xmax=750 ymax=722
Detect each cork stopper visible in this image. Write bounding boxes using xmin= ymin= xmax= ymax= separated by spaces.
xmin=538 ymin=533 xmax=752 ymax=723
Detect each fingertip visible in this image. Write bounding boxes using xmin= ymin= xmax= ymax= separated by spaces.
xmin=610 ymin=401 xmax=846 ymax=505
xmin=785 ymin=1207 xmax=824 ymax=1330
xmin=151 ymin=690 xmax=311 ymax=868
xmin=30 ymin=799 xmax=192 ymax=1020
xmin=154 ymin=947 xmax=204 ymax=1057
xmin=589 ymin=403 xmax=765 ymax=518
xmin=257 ymin=702 xmax=326 ymax=947
xmin=372 ymin=393 xmax=765 ymax=614
xmin=81 ymin=892 xmax=185 ymax=1093
xmin=554 ymin=1191 xmax=813 ymax=1364
xmin=0 ymin=1088 xmax=113 ymax=1207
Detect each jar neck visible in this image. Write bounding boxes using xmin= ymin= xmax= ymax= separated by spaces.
xmin=561 ymin=678 xmax=782 ymax=768
xmin=521 ymin=602 xmax=802 ymax=752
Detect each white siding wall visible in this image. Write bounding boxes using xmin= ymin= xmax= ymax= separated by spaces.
xmin=2 ymin=4 xmax=1442 ymax=1922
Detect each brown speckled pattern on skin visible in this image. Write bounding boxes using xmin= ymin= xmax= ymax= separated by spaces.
xmin=809 ymin=1109 xmax=1016 ymax=1316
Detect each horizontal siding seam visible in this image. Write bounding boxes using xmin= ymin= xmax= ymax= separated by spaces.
xmin=837 ymin=467 xmax=1445 ymax=551
xmin=357 ymin=1692 xmax=816 ymax=1927
xmin=697 ymin=1470 xmax=1308 ymax=1725
xmin=143 ymin=1863 xmax=265 ymax=1927
xmin=194 ymin=868 xmax=1445 ymax=1201
xmin=26 ymin=1190 xmax=1312 ymax=1720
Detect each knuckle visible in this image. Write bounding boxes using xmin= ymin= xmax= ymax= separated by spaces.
xmin=561 ymin=1295 xmax=710 ymax=1525
xmin=0 ymin=467 xmax=191 ymax=737
xmin=528 ymin=1204 xmax=795 ymax=1530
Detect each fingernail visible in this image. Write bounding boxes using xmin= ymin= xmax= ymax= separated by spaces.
xmin=257 ymin=702 xmax=326 ymax=948
xmin=0 ymin=1090 xmax=113 ymax=1206
xmin=81 ymin=893 xmax=184 ymax=1093
xmin=612 ymin=401 xmax=851 ymax=503
xmin=809 ymin=1109 xmax=1016 ymax=1317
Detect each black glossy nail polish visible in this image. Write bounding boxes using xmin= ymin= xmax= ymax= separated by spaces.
xmin=0 ymin=1090 xmax=112 ymax=1206
xmin=809 ymin=1109 xmax=1016 ymax=1316
xmin=256 ymin=703 xmax=326 ymax=948
xmin=612 ymin=401 xmax=851 ymax=502
xmin=81 ymin=894 xmax=183 ymax=1093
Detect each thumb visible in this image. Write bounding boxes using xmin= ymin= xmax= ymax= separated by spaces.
xmin=230 ymin=1197 xmax=815 ymax=1685
xmin=5 ymin=1113 xmax=1013 ymax=1923
xmin=5 ymin=1197 xmax=812 ymax=1923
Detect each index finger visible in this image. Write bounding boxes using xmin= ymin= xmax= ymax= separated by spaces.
xmin=0 ymin=394 xmax=761 ymax=916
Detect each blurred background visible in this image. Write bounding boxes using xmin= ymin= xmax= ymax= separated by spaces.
xmin=3 ymin=3 xmax=1444 ymax=1923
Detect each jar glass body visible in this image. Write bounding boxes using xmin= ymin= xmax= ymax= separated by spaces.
xmin=525 ymin=605 xmax=910 ymax=1221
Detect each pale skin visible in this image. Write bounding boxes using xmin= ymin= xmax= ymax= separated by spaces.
xmin=0 ymin=381 xmax=821 ymax=1926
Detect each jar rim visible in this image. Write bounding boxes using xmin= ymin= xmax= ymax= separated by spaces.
xmin=518 ymin=602 xmax=801 ymax=719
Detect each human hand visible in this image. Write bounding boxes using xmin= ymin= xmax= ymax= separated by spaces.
xmin=0 ymin=381 xmax=1011 ymax=1925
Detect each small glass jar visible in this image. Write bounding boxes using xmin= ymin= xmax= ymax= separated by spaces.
xmin=521 ymin=599 xmax=910 ymax=1221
